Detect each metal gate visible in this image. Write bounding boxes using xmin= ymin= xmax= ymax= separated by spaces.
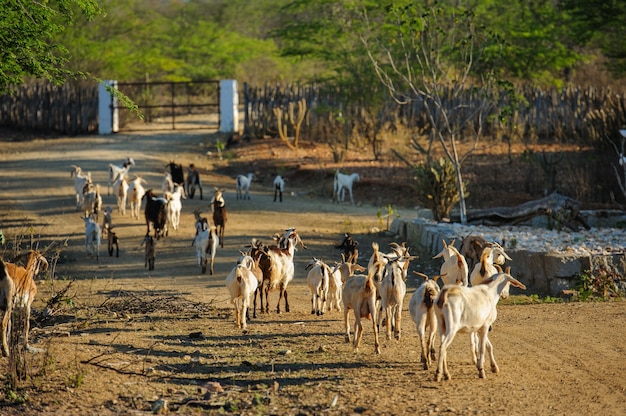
xmin=113 ymin=80 xmax=220 ymax=131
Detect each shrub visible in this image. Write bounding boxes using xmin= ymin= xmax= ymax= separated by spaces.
xmin=413 ymin=158 xmax=467 ymax=221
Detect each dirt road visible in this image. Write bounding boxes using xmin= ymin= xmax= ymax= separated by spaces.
xmin=0 ymin=131 xmax=624 ymax=415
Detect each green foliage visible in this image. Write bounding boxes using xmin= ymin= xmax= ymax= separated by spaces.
xmin=576 ymin=268 xmax=623 ymax=301
xmin=413 ymin=158 xmax=467 ymax=222
xmin=0 ymin=0 xmax=103 ymax=93
xmin=376 ymin=204 xmax=399 ymax=231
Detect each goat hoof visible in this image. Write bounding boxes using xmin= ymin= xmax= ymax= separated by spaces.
xmin=491 ymin=364 xmax=500 ymax=374
xmin=478 ymin=369 xmax=486 ymax=378
xmin=311 ymin=310 xmax=316 ymax=315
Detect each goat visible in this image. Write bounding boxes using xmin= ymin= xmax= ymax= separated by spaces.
xmin=71 ymin=165 xmax=91 ymax=211
xmin=141 ymin=233 xmax=155 ymax=270
xmin=305 ymin=258 xmax=330 ymax=316
xmin=342 ymin=266 xmax=381 ymax=354
xmin=328 ymin=256 xmax=365 ymax=312
xmin=237 ymin=251 xmax=264 ymax=319
xmin=162 ymin=172 xmax=175 ymax=193
xmin=0 ymin=251 xmax=48 ymax=357
xmin=166 ymin=161 xmax=185 ymax=186
xmin=335 ymin=233 xmax=359 ymax=264
xmin=107 ymin=225 xmax=119 ymax=257
xmin=434 ymin=272 xmax=526 ymax=381
xmin=433 ymin=239 xmax=469 ymax=286
xmin=460 ymin=235 xmax=507 ymax=275
xmin=82 ymin=216 xmax=101 ymax=260
xmin=82 ymin=183 xmax=102 ymax=221
xmin=194 ymin=224 xmax=218 ymax=274
xmin=185 ymin=163 xmax=203 ymax=199
xmin=333 ymin=170 xmax=360 ymax=205
xmin=211 ymin=188 xmax=227 ymax=248
xmin=143 ymin=189 xmax=168 ymax=239
xmin=165 ymin=184 xmax=185 ymax=231
xmin=108 ymin=157 xmax=134 ymax=195
xmin=409 ymin=272 xmax=441 ymax=369
xmin=378 ymin=253 xmax=413 ymax=341
xmin=225 ymin=263 xmax=258 ymax=329
xmin=127 ymin=176 xmax=147 ymax=220
xmin=101 ymin=206 xmax=113 ymax=238
xmin=263 ymin=228 xmax=305 ymax=314
xmin=469 ymin=244 xmax=512 ymax=287
xmin=113 ymin=170 xmax=129 ymax=216
xmin=247 ymin=239 xmax=272 ymax=316
xmin=273 ymin=175 xmax=285 ymax=202
xmin=236 ymin=173 xmax=255 ymax=200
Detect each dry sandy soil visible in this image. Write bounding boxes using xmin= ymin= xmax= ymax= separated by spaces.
xmin=0 ymin=130 xmax=625 ymax=415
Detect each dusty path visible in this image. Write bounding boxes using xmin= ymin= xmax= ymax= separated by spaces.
xmin=0 ymin=132 xmax=624 ymax=415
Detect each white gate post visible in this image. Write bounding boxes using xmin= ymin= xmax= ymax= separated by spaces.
xmin=98 ymin=80 xmax=118 ymax=135
xmin=219 ymin=80 xmax=238 ymax=133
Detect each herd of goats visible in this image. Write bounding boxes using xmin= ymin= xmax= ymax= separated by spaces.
xmin=0 ymin=156 xmax=526 ymax=382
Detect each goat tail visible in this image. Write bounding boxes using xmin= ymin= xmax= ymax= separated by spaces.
xmin=436 ymin=287 xmax=449 ymax=309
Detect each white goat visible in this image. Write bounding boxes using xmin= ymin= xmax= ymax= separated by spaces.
xmin=305 ymin=258 xmax=330 ymax=316
xmin=0 ymin=251 xmax=48 ymax=357
xmin=433 ymin=239 xmax=469 ymax=286
xmin=378 ymin=253 xmax=413 ymax=341
xmin=194 ymin=224 xmax=218 ymax=275
xmin=82 ymin=183 xmax=102 ymax=221
xmin=434 ymin=272 xmax=526 ymax=381
xmin=264 ymin=228 xmax=305 ymax=313
xmin=82 ymin=216 xmax=101 ymax=260
xmin=113 ymin=171 xmax=129 ymax=216
xmin=342 ymin=266 xmax=381 ymax=354
xmin=236 ymin=172 xmax=255 ymax=200
xmin=108 ymin=157 xmax=134 ymax=195
xmin=162 ymin=172 xmax=175 ymax=193
xmin=127 ymin=176 xmax=147 ymax=220
xmin=333 ymin=170 xmax=360 ymax=205
xmin=408 ymin=272 xmax=441 ymax=370
xmin=329 ymin=257 xmax=365 ymax=312
xmin=225 ymin=263 xmax=259 ymax=329
xmin=273 ymin=175 xmax=285 ymax=202
xmin=165 ymin=185 xmax=185 ymax=231
xmin=469 ymin=245 xmax=511 ymax=287
xmin=71 ymin=165 xmax=91 ymax=211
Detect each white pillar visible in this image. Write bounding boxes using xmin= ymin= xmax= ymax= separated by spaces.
xmin=98 ymin=80 xmax=118 ymax=134
xmin=220 ymin=80 xmax=238 ymax=133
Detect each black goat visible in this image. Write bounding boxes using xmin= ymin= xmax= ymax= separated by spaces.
xmin=186 ymin=163 xmax=203 ymax=199
xmin=335 ymin=233 xmax=359 ymax=264
xmin=143 ymin=189 xmax=168 ymax=239
xmin=166 ymin=161 xmax=185 ymax=185
xmin=107 ymin=226 xmax=119 ymax=257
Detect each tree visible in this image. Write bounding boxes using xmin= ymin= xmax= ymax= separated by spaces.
xmin=560 ymin=0 xmax=626 ymax=77
xmin=358 ymin=2 xmax=505 ymax=224
xmin=0 ymin=0 xmax=103 ymax=93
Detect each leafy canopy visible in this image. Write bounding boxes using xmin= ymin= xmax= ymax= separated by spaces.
xmin=0 ymin=0 xmax=102 ymax=93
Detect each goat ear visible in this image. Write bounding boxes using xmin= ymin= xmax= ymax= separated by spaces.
xmin=508 ymin=275 xmax=526 ymax=290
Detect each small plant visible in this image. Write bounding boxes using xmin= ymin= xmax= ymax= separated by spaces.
xmin=576 ymin=267 xmax=623 ymax=301
xmin=215 ymin=139 xmax=225 ymax=160
xmin=376 ymin=204 xmax=399 ymax=231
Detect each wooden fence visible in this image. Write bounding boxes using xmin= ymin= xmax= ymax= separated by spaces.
xmin=0 ymin=80 xmax=98 ymax=135
xmin=1 ymin=80 xmax=624 ymax=143
xmin=243 ymin=82 xmax=626 ymax=146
